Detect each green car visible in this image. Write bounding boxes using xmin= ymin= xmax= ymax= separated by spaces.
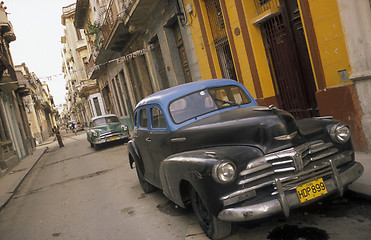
xmin=87 ymin=114 xmax=129 ymax=149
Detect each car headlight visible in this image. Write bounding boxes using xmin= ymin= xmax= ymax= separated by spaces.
xmin=91 ymin=130 xmax=99 ymax=137
xmin=329 ymin=123 xmax=351 ymax=143
xmin=212 ymin=160 xmax=236 ymax=183
xmin=121 ymin=125 xmax=128 ymax=131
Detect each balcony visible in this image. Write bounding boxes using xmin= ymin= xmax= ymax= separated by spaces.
xmin=89 ymin=0 xmax=158 ymax=75
xmin=79 ymin=80 xmax=99 ymax=98
xmin=62 ymin=4 xmax=76 ymax=26
xmin=74 ymin=0 xmax=89 ymax=29
xmin=1 ymin=71 xmax=18 ymax=92
xmin=92 ymin=0 xmax=131 ymax=65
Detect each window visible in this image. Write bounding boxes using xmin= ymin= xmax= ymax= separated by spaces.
xmin=205 ymin=0 xmax=237 ymax=80
xmin=170 ymin=90 xmax=217 ymax=123
xmin=139 ymin=109 xmax=148 ymax=128
xmin=169 ymin=85 xmax=251 ymax=123
xmin=134 ymin=111 xmax=138 ymax=127
xmin=151 ymin=108 xmax=166 ymax=129
xmin=93 ymin=97 xmax=102 ymax=116
xmin=76 ymin=28 xmax=83 ymax=40
xmin=92 ymin=116 xmax=120 ymax=127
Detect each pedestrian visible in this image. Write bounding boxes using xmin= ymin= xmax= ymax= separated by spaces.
xmin=54 ymin=126 xmax=64 ymax=148
xmin=73 ymin=122 xmax=77 ymax=135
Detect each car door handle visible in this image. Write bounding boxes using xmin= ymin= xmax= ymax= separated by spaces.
xmin=146 ymin=137 xmax=151 ymax=143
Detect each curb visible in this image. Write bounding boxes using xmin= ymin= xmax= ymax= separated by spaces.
xmin=346 ymin=189 xmax=371 ymax=202
xmin=0 ymin=147 xmax=48 ymax=212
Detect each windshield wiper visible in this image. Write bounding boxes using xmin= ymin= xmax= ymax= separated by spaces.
xmin=214 ymin=98 xmax=239 ymax=107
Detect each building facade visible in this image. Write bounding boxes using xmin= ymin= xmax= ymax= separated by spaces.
xmin=69 ymin=0 xmax=370 ymax=152
xmin=1 ymin=7 xmax=38 ymax=172
xmin=183 ymin=0 xmax=369 ymax=152
xmin=62 ymin=3 xmax=106 ymax=126
xmin=15 ymin=63 xmax=57 ymax=145
xmin=73 ymin=0 xmax=201 ymax=129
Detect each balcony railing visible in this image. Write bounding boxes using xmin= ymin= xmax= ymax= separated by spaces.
xmin=254 ymin=0 xmax=279 ymax=15
xmin=101 ymin=0 xmax=119 ymax=44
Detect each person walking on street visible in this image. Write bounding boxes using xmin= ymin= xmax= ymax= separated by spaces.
xmin=73 ymin=122 xmax=77 ymax=135
xmin=54 ymin=126 xmax=64 ymax=148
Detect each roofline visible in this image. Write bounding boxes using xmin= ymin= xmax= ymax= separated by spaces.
xmin=136 ymin=79 xmax=249 ymax=109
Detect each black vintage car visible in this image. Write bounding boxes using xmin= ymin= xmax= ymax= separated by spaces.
xmin=128 ymin=79 xmax=363 ymax=239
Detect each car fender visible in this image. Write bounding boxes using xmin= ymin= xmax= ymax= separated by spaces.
xmin=128 ymin=140 xmax=141 ymax=169
xmin=159 ymin=145 xmax=263 ymax=215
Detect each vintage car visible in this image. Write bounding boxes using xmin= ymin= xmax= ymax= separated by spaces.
xmin=87 ymin=114 xmax=129 ymax=149
xmin=128 ymin=79 xmax=364 ymax=239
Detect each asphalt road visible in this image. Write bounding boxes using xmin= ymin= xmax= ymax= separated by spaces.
xmin=0 ymin=131 xmax=370 ymax=240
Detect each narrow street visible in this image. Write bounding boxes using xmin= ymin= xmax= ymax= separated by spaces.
xmin=0 ymin=132 xmax=191 ymax=240
xmin=0 ymin=131 xmax=370 ymax=240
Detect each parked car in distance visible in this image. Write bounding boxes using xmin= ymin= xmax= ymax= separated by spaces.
xmin=67 ymin=120 xmax=84 ymax=132
xmin=76 ymin=121 xmax=84 ymax=131
xmin=87 ymin=114 xmax=129 ymax=149
xmin=128 ymin=79 xmax=364 ymax=239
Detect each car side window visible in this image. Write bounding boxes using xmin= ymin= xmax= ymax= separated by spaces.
xmin=133 ymin=111 xmax=138 ymax=127
xmin=151 ymin=107 xmax=167 ymax=129
xmin=139 ymin=109 xmax=148 ymax=128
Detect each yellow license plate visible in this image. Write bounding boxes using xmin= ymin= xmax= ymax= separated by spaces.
xmin=296 ymin=178 xmax=328 ymax=203
xmin=110 ymin=137 xmax=117 ymax=141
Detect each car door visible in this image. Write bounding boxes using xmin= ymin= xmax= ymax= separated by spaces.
xmin=146 ymin=105 xmax=171 ymax=186
xmin=133 ymin=107 xmax=156 ymax=183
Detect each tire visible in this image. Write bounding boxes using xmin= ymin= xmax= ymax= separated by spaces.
xmin=191 ymin=187 xmax=231 ymax=240
xmin=135 ymin=163 xmax=156 ymax=193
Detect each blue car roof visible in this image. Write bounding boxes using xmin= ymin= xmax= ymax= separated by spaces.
xmin=136 ymin=79 xmax=255 ymax=109
xmin=134 ymin=79 xmax=258 ymax=131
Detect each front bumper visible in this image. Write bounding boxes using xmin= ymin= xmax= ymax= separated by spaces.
xmin=218 ymin=161 xmax=363 ymax=222
xmin=94 ymin=133 xmax=129 ymax=145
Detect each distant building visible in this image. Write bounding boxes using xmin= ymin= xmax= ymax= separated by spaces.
xmin=61 ymin=3 xmax=104 ymax=127
xmin=15 ymin=63 xmax=57 ymax=145
xmin=0 ymin=7 xmax=36 ymax=172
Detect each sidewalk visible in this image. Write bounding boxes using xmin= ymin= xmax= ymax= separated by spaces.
xmin=0 ymin=144 xmax=50 ymax=211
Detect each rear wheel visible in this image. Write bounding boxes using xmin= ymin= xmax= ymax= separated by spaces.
xmin=135 ymin=163 xmax=156 ymax=193
xmin=191 ymin=187 xmax=231 ymax=240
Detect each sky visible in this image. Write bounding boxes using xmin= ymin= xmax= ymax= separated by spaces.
xmin=6 ymin=0 xmax=76 ymax=106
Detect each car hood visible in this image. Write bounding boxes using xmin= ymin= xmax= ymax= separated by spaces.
xmin=171 ymin=106 xmax=301 ymax=154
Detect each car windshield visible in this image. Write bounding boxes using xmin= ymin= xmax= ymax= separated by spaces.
xmin=169 ymin=85 xmax=251 ymax=124
xmin=92 ymin=116 xmax=120 ymax=127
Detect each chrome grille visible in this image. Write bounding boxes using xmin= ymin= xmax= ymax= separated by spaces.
xmin=99 ymin=131 xmax=122 ymax=139
xmin=239 ymin=141 xmax=338 ymax=186
xmin=221 ymin=140 xmax=348 ymax=205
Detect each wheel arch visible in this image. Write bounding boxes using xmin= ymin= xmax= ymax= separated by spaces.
xmin=128 ymin=140 xmax=143 ymax=171
xmin=159 ymin=145 xmax=264 ymax=213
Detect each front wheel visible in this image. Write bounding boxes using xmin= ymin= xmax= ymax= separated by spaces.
xmin=135 ymin=163 xmax=156 ymax=193
xmin=190 ymin=187 xmax=231 ymax=239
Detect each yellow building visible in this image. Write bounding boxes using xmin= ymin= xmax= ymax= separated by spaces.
xmin=184 ymin=0 xmax=367 ymax=151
